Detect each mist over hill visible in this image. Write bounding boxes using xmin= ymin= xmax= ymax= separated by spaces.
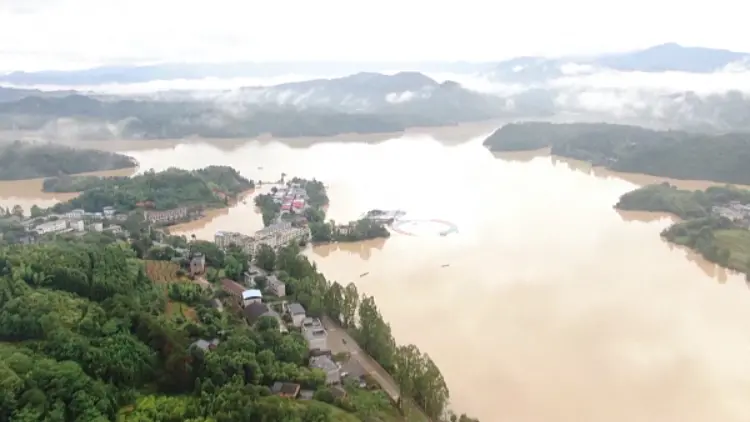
xmin=0 ymin=72 xmax=516 ymax=140
xmin=3 ymin=44 xmax=750 ymax=138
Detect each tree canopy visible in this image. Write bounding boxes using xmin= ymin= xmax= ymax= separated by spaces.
xmin=0 ymin=231 xmax=479 ymax=422
xmin=47 ymin=166 xmax=254 ymax=212
xmin=484 ymin=122 xmax=750 ymax=184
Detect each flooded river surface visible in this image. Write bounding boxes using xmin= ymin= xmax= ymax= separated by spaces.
xmin=3 ymin=126 xmax=750 ymax=421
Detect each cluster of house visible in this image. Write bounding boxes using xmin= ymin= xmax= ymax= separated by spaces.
xmin=31 ymin=206 xmax=127 ymax=236
xmin=712 ymin=201 xmax=750 ymax=226
xmin=273 ymin=183 xmax=309 ymax=214
xmin=215 ymin=221 xmax=310 ymax=255
xmin=215 ymin=275 xmax=353 ymax=388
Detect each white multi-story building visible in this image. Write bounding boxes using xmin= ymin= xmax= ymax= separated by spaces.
xmin=36 ymin=220 xmax=68 ymax=234
xmin=215 ymin=231 xmax=253 ymax=250
xmin=249 ymin=222 xmax=309 ymax=253
xmin=66 ymin=209 xmax=85 ymax=220
xmin=71 ymin=220 xmax=85 ymax=232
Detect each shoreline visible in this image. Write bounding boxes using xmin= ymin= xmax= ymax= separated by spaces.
xmin=618 ymin=206 xmax=749 ymax=278
xmin=167 ymin=188 xmax=256 ymax=234
xmin=71 ymin=119 xmax=506 ymax=152
xmin=495 ymin=147 xmax=750 ymax=191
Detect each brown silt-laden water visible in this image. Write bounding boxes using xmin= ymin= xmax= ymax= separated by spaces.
xmin=4 ymin=125 xmax=750 ymax=422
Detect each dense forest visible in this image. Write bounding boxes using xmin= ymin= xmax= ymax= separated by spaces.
xmin=0 ymin=141 xmax=136 ymax=181
xmin=47 ymin=166 xmax=254 ymax=213
xmin=615 ymin=183 xmax=750 ymax=273
xmin=0 ymin=228 xmax=479 ymax=421
xmin=483 ymin=122 xmax=750 ymax=184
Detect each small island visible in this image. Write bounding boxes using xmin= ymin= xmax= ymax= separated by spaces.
xmin=616 ymin=183 xmax=750 ymax=274
xmin=0 ymin=140 xmax=136 ymax=180
xmin=484 ymin=122 xmax=750 ymax=185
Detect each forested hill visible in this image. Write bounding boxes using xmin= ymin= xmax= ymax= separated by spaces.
xmin=0 ymin=141 xmax=136 ymax=180
xmin=46 ymin=166 xmax=255 ymax=212
xmin=0 ymin=232 xmax=481 ymax=421
xmin=483 ymin=122 xmax=750 ymax=185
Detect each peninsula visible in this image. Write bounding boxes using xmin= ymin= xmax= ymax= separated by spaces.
xmin=0 ymin=140 xmax=136 ymax=181
xmin=616 ymin=183 xmax=750 ymax=274
xmin=48 ymin=166 xmax=254 ymax=226
xmin=483 ymin=122 xmax=750 ymax=185
xmin=254 ymin=177 xmax=391 ymax=243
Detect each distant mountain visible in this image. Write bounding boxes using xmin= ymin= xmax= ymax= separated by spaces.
xmin=0 ymin=73 xmax=517 ymax=140
xmin=596 ymin=43 xmax=749 ymax=72
xmin=0 ymin=62 xmax=494 ymax=86
xmin=0 ymin=86 xmax=79 ymax=102
xmin=484 ymin=43 xmax=750 ymax=83
xmin=213 ymin=72 xmax=509 ymax=121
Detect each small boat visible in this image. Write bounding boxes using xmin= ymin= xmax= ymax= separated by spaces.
xmin=360 ymin=272 xmax=369 ymax=278
xmin=441 ymin=264 xmax=450 ymax=268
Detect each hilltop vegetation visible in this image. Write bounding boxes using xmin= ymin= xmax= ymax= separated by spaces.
xmin=0 ymin=229 xmax=479 ymax=422
xmin=484 ymin=122 xmax=750 ymax=184
xmin=47 ymin=166 xmax=254 ymax=212
xmin=0 ymin=140 xmax=136 ymax=181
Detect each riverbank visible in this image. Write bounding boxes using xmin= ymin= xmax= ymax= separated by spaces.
xmin=485 ymin=122 xmax=750 ymax=186
xmin=615 ymin=183 xmax=750 ymax=276
xmin=167 ymin=188 xmax=256 ymax=234
xmin=495 ymin=148 xmax=750 ymax=191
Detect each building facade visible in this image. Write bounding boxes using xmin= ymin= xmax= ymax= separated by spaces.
xmin=288 ymin=303 xmax=307 ymax=327
xmin=143 ymin=207 xmax=188 ymax=223
xmin=35 ymin=220 xmax=68 ymax=234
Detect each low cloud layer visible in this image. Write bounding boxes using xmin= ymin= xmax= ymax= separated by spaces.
xmin=4 ymin=62 xmax=750 ymax=133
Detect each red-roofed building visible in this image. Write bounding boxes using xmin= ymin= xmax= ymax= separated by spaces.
xmin=221 ymin=278 xmax=246 ymax=298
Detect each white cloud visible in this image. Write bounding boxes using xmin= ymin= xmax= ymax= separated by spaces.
xmin=0 ymin=0 xmax=749 ymax=71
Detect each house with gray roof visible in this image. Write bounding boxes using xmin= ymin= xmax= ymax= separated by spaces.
xmin=243 ymin=302 xmax=286 ymax=332
xmin=190 ymin=338 xmax=220 ymax=352
xmin=309 ymin=355 xmax=341 ymax=385
xmin=287 ymin=302 xmax=306 ymax=327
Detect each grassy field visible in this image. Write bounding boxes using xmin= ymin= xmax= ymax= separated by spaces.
xmin=165 ymin=300 xmax=198 ymax=322
xmin=144 ymin=260 xmax=184 ymax=283
xmin=144 ymin=260 xmax=198 ymax=321
xmin=714 ymin=229 xmax=750 ymax=272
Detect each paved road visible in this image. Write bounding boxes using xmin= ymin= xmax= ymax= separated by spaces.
xmin=321 ymin=316 xmax=400 ymax=400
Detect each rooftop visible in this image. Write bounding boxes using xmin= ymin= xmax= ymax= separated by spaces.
xmin=241 ymin=289 xmax=263 ymax=300
xmin=288 ymin=303 xmax=306 ymax=315
xmin=271 ymin=382 xmax=301 ymax=397
xmin=304 ymin=328 xmax=327 ymax=339
xmin=309 ymin=355 xmax=338 ymax=372
xmin=221 ymin=278 xmax=246 ymax=296
xmin=190 ymin=338 xmax=220 ymax=351
xmin=243 ymin=302 xmax=280 ymax=323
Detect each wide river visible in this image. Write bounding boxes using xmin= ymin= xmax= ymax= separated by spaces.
xmin=4 ymin=124 xmax=750 ymax=422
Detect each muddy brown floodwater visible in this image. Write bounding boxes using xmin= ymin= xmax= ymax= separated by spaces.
xmin=4 ymin=123 xmax=750 ymax=422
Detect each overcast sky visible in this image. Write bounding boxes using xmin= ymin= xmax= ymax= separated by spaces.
xmin=1 ymin=0 xmax=747 ymax=71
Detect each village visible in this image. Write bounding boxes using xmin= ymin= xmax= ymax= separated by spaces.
xmin=0 ymin=179 xmax=407 ymax=408
xmin=184 ymin=245 xmax=390 ymax=404
xmin=711 ymin=201 xmax=750 ymax=227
